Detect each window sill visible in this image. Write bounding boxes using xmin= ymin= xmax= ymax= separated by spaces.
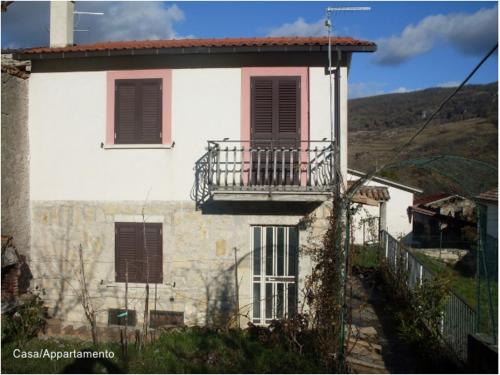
xmin=102 ymin=142 xmax=175 ymax=150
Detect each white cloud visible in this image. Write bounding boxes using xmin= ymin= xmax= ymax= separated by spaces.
xmin=349 ymin=82 xmax=387 ymax=99
xmin=266 ymin=17 xmax=326 ymax=37
xmin=76 ymin=2 xmax=189 ymax=43
xmin=349 ymin=83 xmax=421 ymax=98
xmin=393 ymin=87 xmax=410 ymax=94
xmin=437 ymin=81 xmax=460 ymax=88
xmin=375 ymin=6 xmax=498 ymax=65
xmin=1 ymin=1 xmax=190 ymax=48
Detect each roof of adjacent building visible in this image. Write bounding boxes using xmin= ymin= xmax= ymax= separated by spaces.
xmin=413 ymin=193 xmax=451 ymax=206
xmin=347 ymin=168 xmax=423 ymax=194
xmin=15 ymin=36 xmax=376 ymax=59
xmin=356 ymin=185 xmax=391 ymax=201
xmin=476 ymin=188 xmax=498 ymax=203
xmin=347 ymin=181 xmax=390 ymax=206
xmin=1 ymin=54 xmax=31 ymax=79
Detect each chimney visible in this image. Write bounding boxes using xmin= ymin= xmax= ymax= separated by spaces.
xmin=50 ymin=1 xmax=74 ymax=48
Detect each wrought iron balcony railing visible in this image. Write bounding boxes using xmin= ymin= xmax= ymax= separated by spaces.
xmin=192 ymin=140 xmax=334 ymax=206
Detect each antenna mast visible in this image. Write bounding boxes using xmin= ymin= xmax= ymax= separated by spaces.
xmin=324 ymin=6 xmax=370 ymax=372
xmin=325 ymin=5 xmax=370 ymax=147
xmin=73 ymin=9 xmax=104 ymax=34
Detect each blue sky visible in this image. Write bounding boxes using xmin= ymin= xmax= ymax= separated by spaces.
xmin=1 ymin=1 xmax=498 ymax=98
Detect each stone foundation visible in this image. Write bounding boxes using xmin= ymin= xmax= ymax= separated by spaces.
xmin=30 ymin=200 xmax=330 ymax=330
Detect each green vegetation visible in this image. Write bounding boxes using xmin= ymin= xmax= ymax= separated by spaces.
xmin=1 ymin=294 xmax=47 ymax=345
xmin=351 ymin=244 xmax=380 ymax=269
xmin=349 ymin=82 xmax=498 ymax=132
xmin=413 ymin=251 xmax=498 ymax=336
xmin=348 ymin=82 xmax=498 ymax=194
xmin=1 ymin=327 xmax=327 ymax=374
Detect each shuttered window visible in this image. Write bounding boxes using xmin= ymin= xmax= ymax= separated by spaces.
xmin=115 ymin=79 xmax=162 ymax=144
xmin=250 ymin=76 xmax=300 ymax=148
xmin=115 ymin=222 xmax=163 ymax=283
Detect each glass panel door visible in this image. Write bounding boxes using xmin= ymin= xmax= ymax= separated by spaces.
xmin=252 ymin=226 xmax=299 ymax=324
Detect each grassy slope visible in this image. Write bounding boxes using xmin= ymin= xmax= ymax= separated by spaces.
xmin=348 ymin=83 xmax=498 ymax=195
xmin=413 ymin=252 xmax=498 ymax=335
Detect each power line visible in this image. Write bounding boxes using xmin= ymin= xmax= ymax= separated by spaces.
xmin=392 ymin=44 xmax=498 ymax=158
xmin=348 ymin=43 xmax=498 ymax=198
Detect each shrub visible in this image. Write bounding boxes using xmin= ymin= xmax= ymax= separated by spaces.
xmin=2 ymin=294 xmax=47 ymax=343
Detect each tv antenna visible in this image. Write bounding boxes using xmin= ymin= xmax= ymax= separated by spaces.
xmin=325 ymin=5 xmax=370 ymax=145
xmin=73 ymin=9 xmax=104 ymax=33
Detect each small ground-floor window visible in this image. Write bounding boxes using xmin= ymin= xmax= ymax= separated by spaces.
xmin=251 ymin=226 xmax=298 ymax=324
xmin=115 ymin=222 xmax=163 ymax=283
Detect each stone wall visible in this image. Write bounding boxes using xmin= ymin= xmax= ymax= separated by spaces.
xmin=1 ymin=72 xmax=30 ymax=256
xmin=30 ymin=200 xmax=330 ymax=330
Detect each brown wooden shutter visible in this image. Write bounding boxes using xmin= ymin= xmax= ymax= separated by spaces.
xmin=250 ymin=76 xmax=300 ymax=148
xmin=140 ymin=79 xmax=162 ymax=144
xmin=115 ymin=79 xmax=162 ymax=144
xmin=251 ymin=77 xmax=274 ymax=148
xmin=277 ymin=77 xmax=300 ymax=148
xmin=115 ymin=222 xmax=163 ymax=283
xmin=144 ymin=223 xmax=163 ymax=283
xmin=115 ymin=222 xmax=141 ymax=282
xmin=115 ymin=80 xmax=139 ymax=144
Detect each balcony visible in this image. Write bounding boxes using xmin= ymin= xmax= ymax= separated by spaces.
xmin=193 ymin=140 xmax=334 ymax=207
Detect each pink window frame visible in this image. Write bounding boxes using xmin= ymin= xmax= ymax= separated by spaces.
xmin=106 ymin=69 xmax=172 ymax=145
xmin=240 ymin=67 xmax=309 ymax=143
xmin=240 ymin=67 xmax=310 ymax=185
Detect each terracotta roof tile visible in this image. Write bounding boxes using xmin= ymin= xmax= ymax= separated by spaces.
xmin=413 ymin=193 xmax=450 ymax=206
xmin=347 ymin=181 xmax=390 ymax=202
xmin=21 ymin=36 xmax=376 ymax=54
xmin=1 ymin=65 xmax=29 ymax=79
xmin=477 ymin=188 xmax=498 ymax=202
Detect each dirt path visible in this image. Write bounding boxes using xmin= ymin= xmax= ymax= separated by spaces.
xmin=346 ymin=269 xmax=426 ymax=374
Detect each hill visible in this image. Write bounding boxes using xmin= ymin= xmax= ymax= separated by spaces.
xmin=348 ymin=82 xmax=498 ymax=195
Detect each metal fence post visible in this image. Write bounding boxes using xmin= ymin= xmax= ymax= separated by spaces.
xmin=385 ymin=232 xmax=389 ymax=259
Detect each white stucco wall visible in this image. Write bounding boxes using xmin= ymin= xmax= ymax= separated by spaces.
xmin=28 ymin=67 xmax=339 ymax=202
xmin=348 ymin=173 xmax=415 ymax=243
xmin=309 ymin=66 xmax=348 ymax=180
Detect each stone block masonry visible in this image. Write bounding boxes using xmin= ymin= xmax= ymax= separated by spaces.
xmin=30 ymin=200 xmax=330 ymax=331
xmin=1 ymin=72 xmax=30 ymax=257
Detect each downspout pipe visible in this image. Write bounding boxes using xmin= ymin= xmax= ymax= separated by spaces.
xmin=334 ymin=49 xmax=342 ymax=196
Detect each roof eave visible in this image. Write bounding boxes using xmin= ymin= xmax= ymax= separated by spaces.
xmin=14 ymin=44 xmax=377 ymax=61
xmin=347 ymin=168 xmax=423 ymax=194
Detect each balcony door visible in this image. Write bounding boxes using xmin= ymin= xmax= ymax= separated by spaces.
xmin=250 ymin=77 xmax=301 ymax=185
xmin=252 ymin=226 xmax=299 ymax=324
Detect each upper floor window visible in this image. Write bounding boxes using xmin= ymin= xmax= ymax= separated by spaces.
xmin=240 ymin=67 xmax=309 ymax=146
xmin=115 ymin=79 xmax=162 ymax=144
xmin=251 ymin=76 xmax=301 ymax=148
xmin=106 ymin=70 xmax=172 ymax=146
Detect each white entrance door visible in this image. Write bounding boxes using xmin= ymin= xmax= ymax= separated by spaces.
xmin=251 ymin=226 xmax=299 ymax=324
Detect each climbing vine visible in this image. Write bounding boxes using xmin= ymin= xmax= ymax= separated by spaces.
xmin=302 ymin=195 xmax=352 ymax=371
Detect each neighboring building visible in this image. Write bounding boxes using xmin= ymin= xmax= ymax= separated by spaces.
xmin=475 ymin=188 xmax=497 ymax=279
xmin=1 ymin=53 xmax=31 ymax=257
xmin=1 ymin=53 xmax=33 ymax=308
xmin=408 ymin=194 xmax=476 ymax=249
xmin=476 ymin=188 xmax=498 ymax=240
xmin=348 ymin=169 xmax=422 ymax=244
xmin=6 ymin=1 xmax=377 ymax=329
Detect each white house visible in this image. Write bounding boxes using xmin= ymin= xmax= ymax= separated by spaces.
xmin=476 ymin=188 xmax=498 ymax=240
xmin=8 ymin=1 xmax=378 ymax=330
xmin=348 ymin=169 xmax=422 ymax=244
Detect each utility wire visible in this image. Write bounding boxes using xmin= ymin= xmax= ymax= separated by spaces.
xmin=348 ymin=43 xmax=498 ymax=198
xmin=393 ymin=43 xmax=498 ymax=157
